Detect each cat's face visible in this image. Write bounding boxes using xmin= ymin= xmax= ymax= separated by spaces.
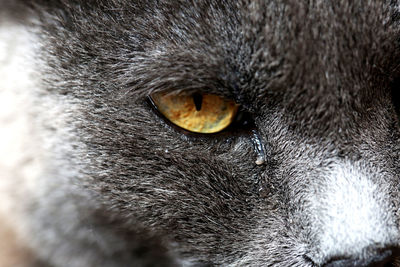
xmin=4 ymin=0 xmax=400 ymax=266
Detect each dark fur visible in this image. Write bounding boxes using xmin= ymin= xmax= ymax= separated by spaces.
xmin=2 ymin=0 xmax=400 ymax=266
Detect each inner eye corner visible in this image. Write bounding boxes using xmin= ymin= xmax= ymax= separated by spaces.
xmin=148 ymin=91 xmax=247 ymax=135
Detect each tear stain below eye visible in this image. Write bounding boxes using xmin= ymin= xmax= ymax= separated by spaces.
xmin=251 ymin=130 xmax=266 ymax=165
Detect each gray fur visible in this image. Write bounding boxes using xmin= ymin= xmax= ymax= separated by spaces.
xmin=0 ymin=0 xmax=400 ymax=266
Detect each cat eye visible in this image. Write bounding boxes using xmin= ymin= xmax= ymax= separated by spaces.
xmin=149 ymin=91 xmax=239 ymax=134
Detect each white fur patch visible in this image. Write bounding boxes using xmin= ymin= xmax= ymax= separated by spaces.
xmin=311 ymin=161 xmax=398 ymax=261
xmin=0 ymin=18 xmax=93 ymax=267
xmin=0 ymin=20 xmax=42 ymax=214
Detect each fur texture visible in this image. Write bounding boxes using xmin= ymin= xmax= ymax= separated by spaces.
xmin=1 ymin=0 xmax=400 ymax=266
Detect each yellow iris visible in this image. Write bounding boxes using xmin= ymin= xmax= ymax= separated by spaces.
xmin=150 ymin=91 xmax=238 ymax=134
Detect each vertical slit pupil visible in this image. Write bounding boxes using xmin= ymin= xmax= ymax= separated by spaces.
xmin=192 ymin=93 xmax=203 ymax=111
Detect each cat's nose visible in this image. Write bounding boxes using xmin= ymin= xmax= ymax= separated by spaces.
xmin=322 ymin=247 xmax=400 ymax=267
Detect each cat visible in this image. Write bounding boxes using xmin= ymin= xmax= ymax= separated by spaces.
xmin=0 ymin=0 xmax=400 ymax=266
